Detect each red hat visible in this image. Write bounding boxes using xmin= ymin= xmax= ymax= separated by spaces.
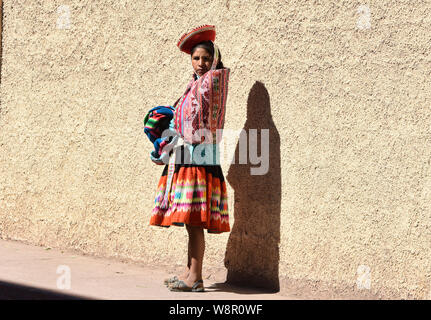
xmin=177 ymin=25 xmax=216 ymax=54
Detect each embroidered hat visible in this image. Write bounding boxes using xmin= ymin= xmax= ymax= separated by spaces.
xmin=177 ymin=25 xmax=216 ymax=54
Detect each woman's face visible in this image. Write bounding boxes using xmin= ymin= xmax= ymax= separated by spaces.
xmin=191 ymin=47 xmax=213 ymax=77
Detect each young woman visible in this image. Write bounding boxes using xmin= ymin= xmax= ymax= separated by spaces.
xmin=149 ymin=25 xmax=230 ymax=292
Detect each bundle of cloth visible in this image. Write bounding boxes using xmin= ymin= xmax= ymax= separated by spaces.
xmin=143 ymin=105 xmax=179 ymax=165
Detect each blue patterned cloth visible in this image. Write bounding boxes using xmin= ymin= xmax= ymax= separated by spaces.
xmin=143 ymin=105 xmax=177 ymax=165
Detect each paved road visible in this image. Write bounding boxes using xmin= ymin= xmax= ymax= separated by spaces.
xmin=0 ymin=239 xmax=290 ymax=300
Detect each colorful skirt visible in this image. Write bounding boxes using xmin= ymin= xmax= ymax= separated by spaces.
xmin=150 ymin=146 xmax=230 ymax=234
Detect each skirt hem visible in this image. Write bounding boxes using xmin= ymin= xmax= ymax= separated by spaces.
xmin=149 ymin=222 xmax=229 ymax=234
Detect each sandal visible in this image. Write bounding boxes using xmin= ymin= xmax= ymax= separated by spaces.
xmin=164 ymin=276 xmax=179 ymax=286
xmin=168 ymin=279 xmax=205 ymax=292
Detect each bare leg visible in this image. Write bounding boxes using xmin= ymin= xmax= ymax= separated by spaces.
xmin=178 ymin=240 xmax=191 ymax=279
xmin=180 ymin=224 xmax=205 ymax=287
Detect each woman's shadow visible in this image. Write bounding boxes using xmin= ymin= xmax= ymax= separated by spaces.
xmin=210 ymin=81 xmax=281 ymax=293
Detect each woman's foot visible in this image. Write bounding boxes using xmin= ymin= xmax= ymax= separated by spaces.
xmin=172 ymin=274 xmax=202 ymax=288
xmin=169 ymin=279 xmax=204 ymax=292
xmin=163 ymin=276 xmax=179 ymax=286
xmin=164 ymin=268 xmax=190 ymax=286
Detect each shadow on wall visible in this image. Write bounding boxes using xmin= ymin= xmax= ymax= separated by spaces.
xmin=224 ymin=81 xmax=281 ymax=292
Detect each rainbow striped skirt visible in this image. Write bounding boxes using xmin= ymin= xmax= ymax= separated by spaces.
xmin=150 ymin=145 xmax=230 ymax=234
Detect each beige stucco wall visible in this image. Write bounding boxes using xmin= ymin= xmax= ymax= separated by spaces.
xmin=1 ymin=0 xmax=430 ymax=299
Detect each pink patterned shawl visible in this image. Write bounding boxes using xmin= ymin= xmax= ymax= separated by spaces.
xmin=174 ymin=46 xmax=230 ymax=145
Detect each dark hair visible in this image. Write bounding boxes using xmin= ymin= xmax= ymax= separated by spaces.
xmin=190 ymin=41 xmax=225 ymax=70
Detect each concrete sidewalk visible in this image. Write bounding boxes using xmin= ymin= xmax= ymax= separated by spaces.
xmin=0 ymin=239 xmax=291 ymax=300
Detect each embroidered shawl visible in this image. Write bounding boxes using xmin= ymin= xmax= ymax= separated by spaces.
xmin=174 ymin=68 xmax=230 ymax=145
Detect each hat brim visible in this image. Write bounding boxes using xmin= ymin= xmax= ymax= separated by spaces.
xmin=177 ymin=25 xmax=216 ymax=54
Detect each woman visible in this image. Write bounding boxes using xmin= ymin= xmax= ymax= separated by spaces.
xmin=149 ymin=25 xmax=230 ymax=292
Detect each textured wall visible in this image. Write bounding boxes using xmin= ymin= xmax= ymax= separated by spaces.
xmin=1 ymin=0 xmax=431 ymax=299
